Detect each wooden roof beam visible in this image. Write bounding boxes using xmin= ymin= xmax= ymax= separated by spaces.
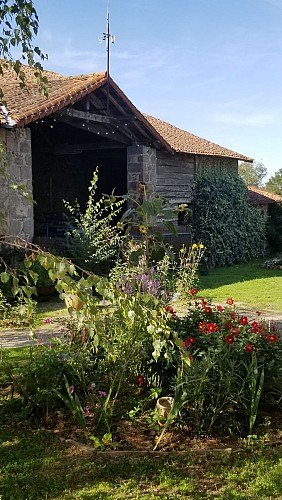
xmin=53 ymin=113 xmax=131 ymax=144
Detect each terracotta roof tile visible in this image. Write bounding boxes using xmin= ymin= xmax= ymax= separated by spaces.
xmin=143 ymin=114 xmax=252 ymax=161
xmin=0 ymin=61 xmax=251 ymax=161
xmin=248 ymin=185 xmax=282 ymax=204
xmin=0 ymin=62 xmax=107 ymax=126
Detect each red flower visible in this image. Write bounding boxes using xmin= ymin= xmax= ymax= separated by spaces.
xmin=189 ymin=354 xmax=193 ymax=360
xmin=165 ymin=305 xmax=175 ymax=317
xmin=225 ymin=334 xmax=235 ymax=345
xmin=204 ymin=306 xmax=212 ymax=314
xmin=231 ymin=327 xmax=239 ymax=337
xmin=230 ymin=312 xmax=237 ymax=321
xmin=183 ymin=336 xmax=196 ymax=348
xmin=267 ymin=334 xmax=278 ymax=343
xmin=216 ymin=305 xmax=224 ymax=312
xmin=226 ymin=298 xmax=234 ymax=306
xmin=207 ymin=322 xmax=217 ymax=333
xmin=200 ymin=298 xmax=207 ymax=307
xmin=251 ymin=321 xmax=259 ymax=331
xmin=189 ymin=288 xmax=199 ymax=296
xmin=137 ymin=374 xmax=144 ymax=386
xmin=165 ymin=305 xmax=174 ymax=313
xmin=187 ymin=336 xmax=196 ymax=346
xmin=198 ymin=321 xmax=208 ymax=333
xmin=245 ymin=343 xmax=253 ymax=353
xmin=250 ymin=321 xmax=263 ymax=334
xmin=225 ymin=321 xmax=233 ymax=330
xmin=239 ymin=316 xmax=249 ymax=325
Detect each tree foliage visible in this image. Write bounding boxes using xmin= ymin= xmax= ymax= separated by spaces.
xmin=192 ymin=172 xmax=265 ymax=267
xmin=238 ymin=161 xmax=267 ymax=187
xmin=0 ymin=0 xmax=47 ymax=97
xmin=266 ymin=202 xmax=282 ymax=253
xmin=265 ymin=168 xmax=282 ymax=196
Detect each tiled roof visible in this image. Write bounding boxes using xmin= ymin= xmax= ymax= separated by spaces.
xmin=0 ymin=61 xmax=107 ymax=126
xmin=248 ymin=185 xmax=282 ymax=204
xmin=0 ymin=61 xmax=251 ymax=160
xmin=143 ymin=114 xmax=252 ymax=161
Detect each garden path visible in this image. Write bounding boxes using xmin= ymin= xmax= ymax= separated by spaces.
xmin=0 ymin=308 xmax=282 ymax=349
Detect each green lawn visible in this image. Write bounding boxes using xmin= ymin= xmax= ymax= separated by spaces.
xmin=198 ymin=261 xmax=282 ymax=313
xmin=0 ymin=424 xmax=282 ymax=499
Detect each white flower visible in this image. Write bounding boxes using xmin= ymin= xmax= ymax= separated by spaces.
xmin=128 ymin=310 xmax=135 ymax=319
xmin=147 ymin=324 xmax=155 ymax=334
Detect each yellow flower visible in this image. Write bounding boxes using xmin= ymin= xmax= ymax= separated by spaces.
xmin=180 ymin=246 xmax=185 ymax=254
xmin=192 ymin=243 xmax=197 ymax=250
xmin=178 ymin=203 xmax=187 ymax=212
xmin=199 ymin=243 xmax=205 ymax=249
xmin=139 ymin=225 xmax=147 ymax=234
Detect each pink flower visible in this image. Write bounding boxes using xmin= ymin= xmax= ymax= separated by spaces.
xmin=44 ymin=317 xmax=53 ymax=324
xmin=98 ymin=391 xmax=107 ymax=397
xmin=69 ymin=385 xmax=75 ymax=394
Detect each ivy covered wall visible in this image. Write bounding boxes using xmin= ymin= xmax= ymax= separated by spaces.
xmin=192 ymin=172 xmax=265 ymax=267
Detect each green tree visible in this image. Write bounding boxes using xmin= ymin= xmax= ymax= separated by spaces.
xmin=238 ymin=161 xmax=267 ymax=187
xmin=0 ymin=0 xmax=47 ymax=97
xmin=265 ymin=168 xmax=282 ymax=196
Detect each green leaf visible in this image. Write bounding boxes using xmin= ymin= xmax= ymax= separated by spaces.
xmin=0 ymin=271 xmax=10 ymax=283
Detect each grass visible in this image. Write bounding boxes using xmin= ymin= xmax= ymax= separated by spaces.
xmin=35 ymin=297 xmax=66 ymax=325
xmin=1 ymin=423 xmax=282 ymax=499
xmin=198 ymin=260 xmax=282 ymax=313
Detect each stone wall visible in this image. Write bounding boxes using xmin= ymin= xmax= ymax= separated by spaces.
xmin=0 ymin=127 xmax=34 ymax=240
xmin=127 ymin=145 xmax=156 ymax=195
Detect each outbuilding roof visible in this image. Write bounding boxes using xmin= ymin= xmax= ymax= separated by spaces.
xmin=248 ymin=185 xmax=282 ymax=204
xmin=0 ymin=61 xmax=252 ymax=161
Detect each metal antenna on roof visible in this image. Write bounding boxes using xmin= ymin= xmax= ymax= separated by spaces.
xmin=98 ymin=0 xmax=116 ymax=112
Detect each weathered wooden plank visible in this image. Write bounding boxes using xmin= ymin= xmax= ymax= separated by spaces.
xmin=156 ymin=186 xmax=191 ymax=194
xmin=156 ymin=177 xmax=191 ymax=186
xmin=156 ymin=157 xmax=194 ymax=167
xmin=156 ymin=165 xmax=194 ymax=175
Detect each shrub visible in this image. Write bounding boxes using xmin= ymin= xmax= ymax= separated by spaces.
xmin=192 ymin=172 xmax=265 ymax=267
xmin=170 ymin=295 xmax=282 ymax=436
xmin=63 ymin=169 xmax=125 ymax=274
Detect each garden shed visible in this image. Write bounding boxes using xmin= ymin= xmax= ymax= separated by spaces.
xmin=0 ymin=62 xmax=252 ymax=242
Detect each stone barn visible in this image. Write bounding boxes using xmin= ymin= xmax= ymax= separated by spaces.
xmin=0 ymin=62 xmax=252 ymax=243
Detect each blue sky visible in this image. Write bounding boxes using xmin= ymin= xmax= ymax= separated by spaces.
xmin=34 ymin=0 xmax=282 ymax=179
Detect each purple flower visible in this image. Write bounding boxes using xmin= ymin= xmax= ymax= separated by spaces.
xmin=83 ymin=407 xmax=90 ymax=416
xmin=69 ymin=385 xmax=75 ymax=394
xmin=44 ymin=317 xmax=53 ymax=324
xmin=98 ymin=390 xmax=107 ymax=397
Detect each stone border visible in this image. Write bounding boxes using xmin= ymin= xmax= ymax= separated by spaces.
xmin=53 ymin=433 xmax=282 ymax=457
